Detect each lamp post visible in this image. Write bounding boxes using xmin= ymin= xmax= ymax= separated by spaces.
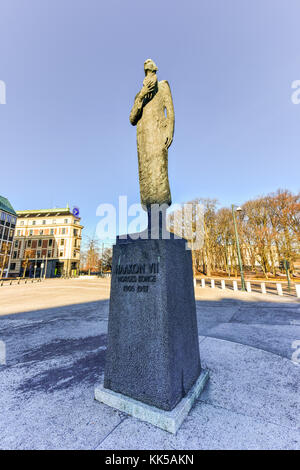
xmin=101 ymin=242 xmax=104 ymax=276
xmin=231 ymin=204 xmax=246 ymax=291
xmin=33 ymin=250 xmax=37 ymax=279
xmin=44 ymin=253 xmax=48 ymax=280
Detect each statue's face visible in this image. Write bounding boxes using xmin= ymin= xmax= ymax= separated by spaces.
xmin=144 ymin=59 xmax=158 ymax=74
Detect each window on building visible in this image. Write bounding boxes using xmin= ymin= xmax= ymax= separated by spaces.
xmin=73 ymin=229 xmax=78 ymax=236
xmin=73 ymin=250 xmax=76 ymax=258
xmin=17 ymin=230 xmax=21 ymax=236
xmin=20 ymin=221 xmax=24 ymax=226
xmin=29 ymin=230 xmax=33 ymax=236
xmin=48 ymin=239 xmax=53 ymax=246
xmin=50 ymin=229 xmax=54 ymax=235
xmin=10 ymin=263 xmax=16 ymax=270
xmin=42 ymin=220 xmax=46 ymax=225
xmin=60 ymin=239 xmax=64 ymax=246
xmin=61 ymin=228 xmax=66 ymax=234
xmin=39 ymin=230 xmax=43 ymax=235
xmin=32 ymin=220 xmax=36 ymax=225
xmin=37 ymin=251 xmax=41 ymax=258
xmin=47 ymin=250 xmax=52 ymax=258
xmin=59 ymin=251 xmax=64 ymax=257
xmin=14 ymin=240 xmax=18 ymax=247
xmin=52 ymin=219 xmax=56 ymax=224
xmin=64 ymin=219 xmax=68 ymax=224
xmin=38 ymin=239 xmax=42 ymax=247
xmin=13 ymin=251 xmax=17 ymax=259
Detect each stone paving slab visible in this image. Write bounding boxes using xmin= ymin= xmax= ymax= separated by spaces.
xmin=97 ymin=335 xmax=300 ymax=449
xmin=198 ymin=322 xmax=300 ymax=359
xmin=0 ymin=279 xmax=299 ymax=449
xmin=199 ymin=337 xmax=300 ymax=431
xmin=0 ymin=382 xmax=124 ymax=450
xmin=96 ymin=401 xmax=300 ymax=450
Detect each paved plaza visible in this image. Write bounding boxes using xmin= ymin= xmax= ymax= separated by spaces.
xmin=0 ymin=278 xmax=299 ymax=450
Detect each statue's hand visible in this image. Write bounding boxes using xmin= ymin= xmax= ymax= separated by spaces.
xmin=143 ymin=76 xmax=157 ymax=92
xmin=165 ymin=132 xmax=173 ymax=148
xmin=139 ymin=86 xmax=148 ymax=100
xmin=140 ymin=78 xmax=157 ymax=99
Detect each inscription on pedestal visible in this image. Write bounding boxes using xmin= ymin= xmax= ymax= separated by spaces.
xmin=116 ymin=262 xmax=159 ymax=293
xmin=104 ymin=238 xmax=202 ymax=411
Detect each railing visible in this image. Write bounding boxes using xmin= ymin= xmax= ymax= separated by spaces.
xmin=194 ymin=277 xmax=300 ymax=298
xmin=0 ymin=277 xmax=43 ymax=286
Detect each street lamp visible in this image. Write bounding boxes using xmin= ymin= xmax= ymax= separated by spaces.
xmin=231 ymin=204 xmax=246 ymax=291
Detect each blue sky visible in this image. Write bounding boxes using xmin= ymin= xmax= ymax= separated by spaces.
xmin=1 ymin=0 xmax=299 ymax=242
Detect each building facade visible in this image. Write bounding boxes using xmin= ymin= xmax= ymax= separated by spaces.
xmin=0 ymin=196 xmax=17 ymax=278
xmin=9 ymin=206 xmax=83 ymax=278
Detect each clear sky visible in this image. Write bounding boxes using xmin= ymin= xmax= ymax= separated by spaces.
xmin=1 ymin=0 xmax=299 ymax=242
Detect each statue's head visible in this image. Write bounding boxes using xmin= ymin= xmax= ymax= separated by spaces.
xmin=144 ymin=59 xmax=158 ymax=74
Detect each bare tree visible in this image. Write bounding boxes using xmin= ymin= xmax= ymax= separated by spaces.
xmin=100 ymin=247 xmax=113 ymax=272
xmin=82 ymin=237 xmax=100 ymax=275
xmin=168 ymin=189 xmax=300 ymax=279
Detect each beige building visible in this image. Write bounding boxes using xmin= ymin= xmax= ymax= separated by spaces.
xmin=9 ymin=205 xmax=83 ymax=278
xmin=0 ymin=196 xmax=17 ymax=278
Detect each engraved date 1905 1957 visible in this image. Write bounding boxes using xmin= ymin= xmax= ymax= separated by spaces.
xmin=116 ymin=262 xmax=159 ymax=293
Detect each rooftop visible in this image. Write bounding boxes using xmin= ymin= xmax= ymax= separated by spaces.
xmin=0 ymin=195 xmax=17 ymax=216
xmin=16 ymin=204 xmax=79 ymax=218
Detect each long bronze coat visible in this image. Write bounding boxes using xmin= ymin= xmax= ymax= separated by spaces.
xmin=130 ymin=80 xmax=175 ymax=209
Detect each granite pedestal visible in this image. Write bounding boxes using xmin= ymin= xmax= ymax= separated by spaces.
xmin=95 ymin=369 xmax=209 ymax=434
xmin=95 ymin=222 xmax=208 ymax=430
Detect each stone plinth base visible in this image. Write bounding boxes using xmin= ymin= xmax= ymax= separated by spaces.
xmin=104 ymin=236 xmax=202 ymax=411
xmin=95 ymin=369 xmax=209 ymax=434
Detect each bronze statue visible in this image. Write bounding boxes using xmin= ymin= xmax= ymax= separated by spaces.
xmin=130 ymin=59 xmax=175 ymax=209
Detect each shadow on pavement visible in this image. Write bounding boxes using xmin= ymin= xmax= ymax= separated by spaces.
xmin=0 ymin=296 xmax=299 ymax=397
